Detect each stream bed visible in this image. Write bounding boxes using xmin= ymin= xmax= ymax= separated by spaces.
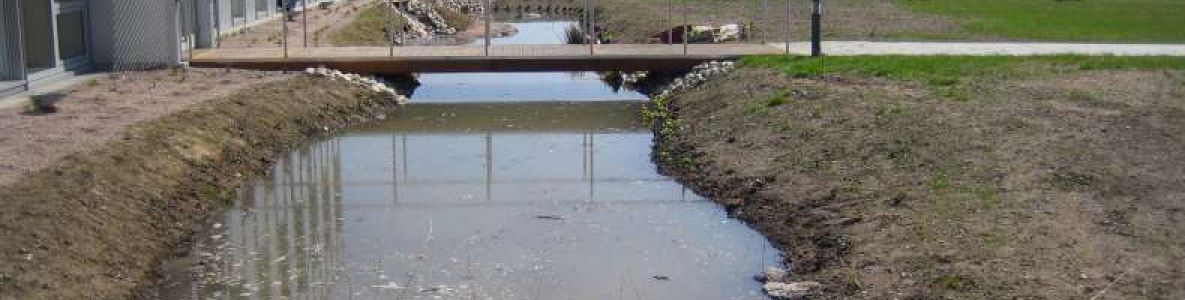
xmin=157 ymin=21 xmax=779 ymax=300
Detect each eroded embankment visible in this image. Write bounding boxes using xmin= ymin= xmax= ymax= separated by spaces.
xmin=648 ymin=66 xmax=1185 ymax=299
xmin=0 ymin=76 xmax=400 ymax=299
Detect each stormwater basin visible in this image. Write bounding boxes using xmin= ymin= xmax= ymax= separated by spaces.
xmin=156 ymin=21 xmax=779 ymax=300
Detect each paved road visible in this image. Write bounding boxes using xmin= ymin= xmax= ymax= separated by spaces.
xmin=770 ymin=41 xmax=1185 ymax=56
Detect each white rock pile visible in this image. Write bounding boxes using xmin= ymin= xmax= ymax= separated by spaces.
xmin=653 ymin=61 xmax=736 ymax=99
xmin=390 ymin=7 xmax=434 ymax=41
xmin=437 ymin=0 xmax=482 ymax=14
xmin=621 ymin=71 xmax=649 ymax=85
xmin=755 ymin=266 xmax=822 ymax=300
xmin=405 ymin=0 xmax=458 ymax=35
xmin=304 ymin=67 xmax=409 ymax=104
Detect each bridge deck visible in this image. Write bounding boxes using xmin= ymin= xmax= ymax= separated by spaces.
xmin=189 ymin=44 xmax=781 ymax=73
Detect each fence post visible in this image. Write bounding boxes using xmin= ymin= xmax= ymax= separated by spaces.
xmin=811 ymin=0 xmax=822 ymax=57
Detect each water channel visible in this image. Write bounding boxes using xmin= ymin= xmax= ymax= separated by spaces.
xmin=158 ymin=20 xmax=779 ymax=300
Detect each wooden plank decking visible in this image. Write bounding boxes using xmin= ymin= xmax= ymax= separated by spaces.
xmin=189 ymin=44 xmax=781 ymax=73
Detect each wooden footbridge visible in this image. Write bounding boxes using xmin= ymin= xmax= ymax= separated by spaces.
xmin=188 ymin=44 xmax=781 ymax=73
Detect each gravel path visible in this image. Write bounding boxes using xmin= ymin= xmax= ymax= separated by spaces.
xmin=769 ymin=41 xmax=1185 ymax=56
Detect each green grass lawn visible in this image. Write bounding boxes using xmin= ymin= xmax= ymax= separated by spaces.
xmin=741 ymin=55 xmax=1185 ymax=100
xmin=743 ymin=55 xmax=1185 ymax=82
xmin=895 ymin=0 xmax=1185 ymax=42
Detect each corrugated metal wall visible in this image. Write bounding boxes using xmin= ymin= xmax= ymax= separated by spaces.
xmin=0 ymin=0 xmax=25 ymax=81
xmin=107 ymin=0 xmax=181 ymax=70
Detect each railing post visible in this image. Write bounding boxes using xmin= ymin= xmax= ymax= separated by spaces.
xmin=391 ymin=0 xmax=395 ymax=56
xmin=283 ymin=0 xmax=289 ymax=60
xmin=589 ymin=0 xmax=595 ymax=55
xmin=811 ymin=0 xmax=822 ymax=57
xmin=484 ymin=0 xmax=492 ymax=56
xmin=667 ymin=0 xmax=673 ymax=46
xmin=302 ymin=0 xmax=308 ymax=47
xmin=761 ymin=0 xmax=768 ymax=44
xmin=785 ymin=0 xmax=791 ymax=55
xmin=682 ymin=0 xmax=688 ymax=55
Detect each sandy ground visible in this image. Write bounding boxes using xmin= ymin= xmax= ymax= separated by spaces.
xmin=0 ymin=69 xmax=289 ymax=187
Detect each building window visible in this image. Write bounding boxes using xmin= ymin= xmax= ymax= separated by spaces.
xmin=56 ymin=11 xmax=86 ymax=60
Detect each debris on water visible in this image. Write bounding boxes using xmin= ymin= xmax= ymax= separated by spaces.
xmin=651 ymin=275 xmax=671 ymax=281
xmin=373 ymin=281 xmax=404 ymax=290
xmin=212 ymin=223 xmax=222 ymax=229
xmin=534 ymin=214 xmax=565 ymax=220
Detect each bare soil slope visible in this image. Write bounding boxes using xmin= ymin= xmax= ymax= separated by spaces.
xmin=651 ymin=67 xmax=1185 ymax=299
xmin=0 ymin=76 xmax=396 ymax=299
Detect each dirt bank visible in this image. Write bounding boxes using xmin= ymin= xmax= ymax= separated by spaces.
xmin=649 ymin=63 xmax=1185 ymax=299
xmin=0 ymin=75 xmax=401 ymax=299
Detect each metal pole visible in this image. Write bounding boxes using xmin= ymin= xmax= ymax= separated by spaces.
xmin=811 ymin=0 xmax=822 ymax=57
xmin=667 ymin=0 xmax=672 ymax=45
xmin=682 ymin=0 xmax=688 ymax=55
xmin=189 ymin=0 xmax=196 ymax=64
xmin=387 ymin=1 xmax=393 ymax=57
xmin=761 ymin=0 xmax=768 ymax=44
xmin=484 ymin=0 xmax=492 ymax=56
xmin=589 ymin=0 xmax=595 ymax=55
xmin=214 ymin=0 xmax=221 ymax=48
xmin=785 ymin=0 xmax=791 ymax=55
xmin=302 ymin=0 xmax=308 ymax=47
xmin=283 ymin=0 xmax=289 ymax=59
xmin=15 ymin=0 xmax=28 ymax=91
xmin=583 ymin=0 xmax=590 ymax=47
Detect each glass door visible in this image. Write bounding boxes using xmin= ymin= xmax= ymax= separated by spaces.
xmin=54 ymin=0 xmax=89 ymax=70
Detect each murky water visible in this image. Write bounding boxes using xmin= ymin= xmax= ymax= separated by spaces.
xmin=158 ymin=21 xmax=778 ymax=300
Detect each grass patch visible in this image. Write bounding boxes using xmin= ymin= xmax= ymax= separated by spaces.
xmin=330 ymin=3 xmax=407 ymax=46
xmin=742 ymin=55 xmax=1185 ymax=88
xmin=897 ymin=0 xmax=1185 ymax=42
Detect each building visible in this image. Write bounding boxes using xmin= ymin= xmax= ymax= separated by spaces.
xmin=1 ymin=0 xmax=326 ymax=98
